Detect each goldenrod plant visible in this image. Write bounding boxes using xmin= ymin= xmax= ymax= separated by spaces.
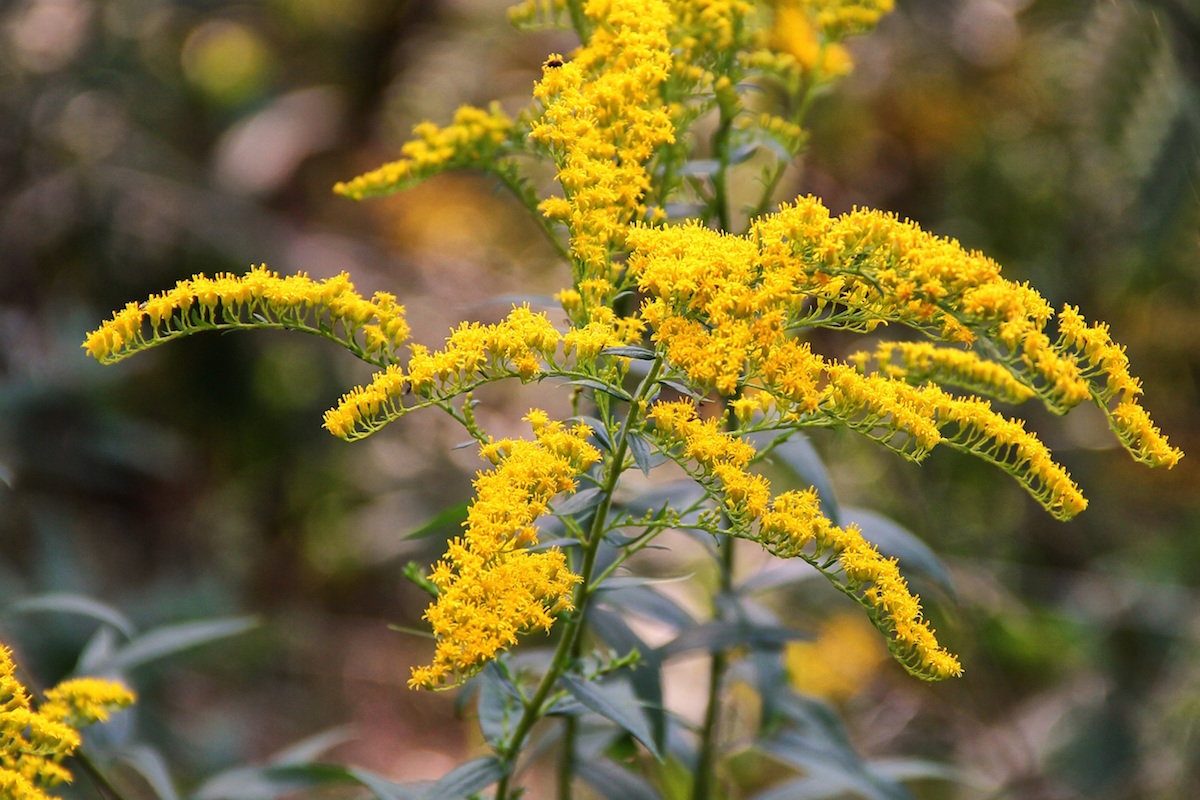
xmin=0 ymin=645 xmax=134 ymax=800
xmin=81 ymin=0 xmax=1181 ymax=798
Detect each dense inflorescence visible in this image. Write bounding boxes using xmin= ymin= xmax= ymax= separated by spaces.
xmin=409 ymin=412 xmax=601 ymax=688
xmin=1 ymin=646 xmax=135 ymax=800
xmin=83 ymin=0 xmax=1181 ymax=689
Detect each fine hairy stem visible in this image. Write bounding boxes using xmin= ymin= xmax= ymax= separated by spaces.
xmin=494 ymin=359 xmax=664 ymax=800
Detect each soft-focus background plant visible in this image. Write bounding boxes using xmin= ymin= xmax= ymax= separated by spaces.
xmin=1 ymin=0 xmax=1197 ymax=797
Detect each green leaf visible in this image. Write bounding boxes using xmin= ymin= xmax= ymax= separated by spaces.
xmin=344 ymin=766 xmax=425 ymax=800
xmin=119 ymin=745 xmax=180 ymax=800
xmin=601 ymin=346 xmax=657 ymax=360
xmin=627 ymin=433 xmax=666 ymax=476
xmin=577 ymin=758 xmax=662 ymax=800
xmin=840 ymin=507 xmax=957 ymax=600
xmin=567 ymin=378 xmax=632 ymax=401
xmin=595 ymin=584 xmax=695 ymax=630
xmin=588 ymin=606 xmax=666 ymax=753
xmin=617 ymin=480 xmax=706 ymax=519
xmin=736 ymin=561 xmax=821 ymax=594
xmin=559 ymin=674 xmax=663 ymax=760
xmin=4 ymin=593 xmax=137 ymax=638
xmin=476 ymin=663 xmax=521 ymax=750
xmin=868 ymin=757 xmax=960 ymax=784
xmin=424 ymin=756 xmax=506 ymax=800
xmin=752 ymin=647 xmax=790 ymax=729
xmin=553 ymin=487 xmax=604 ymax=516
xmin=193 ymin=764 xmax=422 ymax=800
xmin=191 ymin=766 xmax=317 ymax=800
xmin=79 ymin=616 xmax=259 ymax=675
xmin=268 ymin=726 xmax=357 ymax=765
xmin=679 ymin=159 xmax=721 ymax=176
xmin=404 ymin=503 xmax=470 ymax=540
xmin=729 ymin=142 xmax=760 ymax=165
xmin=763 ymin=694 xmax=913 ymax=800
xmin=656 ymin=378 xmax=704 ymax=399
xmin=657 ymin=620 xmax=811 ymax=660
xmin=750 ymin=774 xmax=859 ymax=800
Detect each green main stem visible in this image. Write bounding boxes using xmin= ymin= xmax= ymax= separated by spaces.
xmin=495 ymin=359 xmax=664 ymax=800
xmin=692 ymin=534 xmax=735 ymax=800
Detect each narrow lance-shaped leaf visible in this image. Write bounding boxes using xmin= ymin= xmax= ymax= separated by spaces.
xmin=78 ymin=616 xmax=259 ymax=676
xmin=5 ymin=593 xmax=137 ymax=638
xmin=558 ymin=674 xmax=663 ymax=761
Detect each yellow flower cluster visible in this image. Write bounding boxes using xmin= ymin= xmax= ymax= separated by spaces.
xmin=627 ymin=197 xmax=1181 ymax=489
xmin=530 ymin=0 xmax=675 ymax=302
xmin=668 ymin=0 xmax=756 ymax=85
xmin=768 ymin=6 xmax=852 ymax=76
xmin=763 ymin=0 xmax=892 ymax=76
xmin=2 ymin=645 xmax=135 ymax=800
xmin=1057 ymin=305 xmax=1182 ymax=467
xmin=819 ymin=364 xmax=1088 ymax=519
xmin=649 ymin=400 xmax=771 ymax=524
xmin=410 ymin=411 xmax=601 ymax=688
xmin=760 ymin=487 xmax=961 ymax=680
xmin=83 ymin=266 xmax=409 ymax=367
xmin=333 ymin=104 xmax=514 ymax=200
xmin=649 ymin=400 xmax=960 ymax=680
xmin=802 ymin=0 xmax=895 ymax=36
xmin=324 ymin=305 xmax=561 ymax=440
xmin=851 ymin=340 xmax=1035 ymax=405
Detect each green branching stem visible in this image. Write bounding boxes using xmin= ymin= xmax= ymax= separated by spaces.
xmin=711 ymin=99 xmax=735 ymax=233
xmin=76 ymin=750 xmax=131 ymax=800
xmin=693 ymin=530 xmax=734 ymax=800
xmin=692 ymin=385 xmax=746 ymax=800
xmin=494 ymin=359 xmax=664 ymax=800
xmin=566 ymin=0 xmax=590 ymax=42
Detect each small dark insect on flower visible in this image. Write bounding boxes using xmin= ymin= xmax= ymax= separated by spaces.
xmin=546 ymin=57 xmax=563 ymax=68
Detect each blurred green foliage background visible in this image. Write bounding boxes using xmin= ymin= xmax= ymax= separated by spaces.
xmin=0 ymin=0 xmax=1197 ymax=797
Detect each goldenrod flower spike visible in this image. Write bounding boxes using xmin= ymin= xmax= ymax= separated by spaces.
xmin=760 ymin=488 xmax=962 ymax=681
xmin=649 ymin=400 xmax=960 ymax=681
xmin=853 ymin=341 xmax=1035 ymax=405
xmin=530 ymin=0 xmax=675 ymax=299
xmin=410 ymin=412 xmax=601 ymax=689
xmin=83 ymin=266 xmax=410 ymax=368
xmin=334 ymin=104 xmax=515 ymax=200
xmin=324 ymin=305 xmax=563 ymax=441
xmin=628 ymin=196 xmax=1181 ymax=500
xmin=1 ymin=645 xmax=135 ymax=800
